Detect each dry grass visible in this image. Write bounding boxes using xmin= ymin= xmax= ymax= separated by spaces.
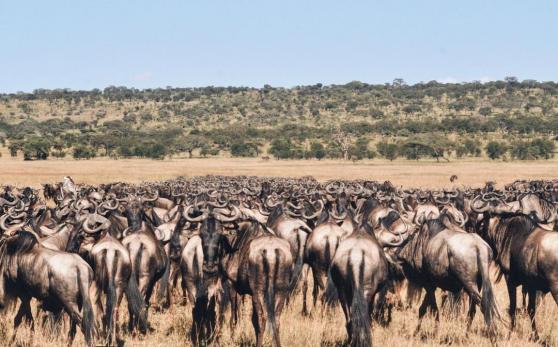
xmin=2 ymin=156 xmax=558 ymax=188
xmin=3 ymin=274 xmax=558 ymax=347
xmin=2 ymin=157 xmax=558 ymax=346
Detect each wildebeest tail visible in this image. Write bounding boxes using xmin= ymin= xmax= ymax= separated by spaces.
xmin=126 ymin=244 xmax=148 ymax=333
xmin=156 ymin=256 xmax=171 ymax=309
xmin=106 ymin=251 xmax=118 ymax=343
xmin=262 ymin=249 xmax=280 ymax=346
xmin=349 ymin=256 xmax=371 ymax=347
xmin=324 ymin=266 xmax=339 ymax=307
xmin=287 ymin=232 xmax=304 ymax=295
xmin=77 ymin=267 xmax=95 ymax=347
xmin=477 ymin=250 xmax=501 ymax=333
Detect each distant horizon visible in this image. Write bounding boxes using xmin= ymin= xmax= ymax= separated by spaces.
xmin=2 ymin=76 xmax=555 ymax=94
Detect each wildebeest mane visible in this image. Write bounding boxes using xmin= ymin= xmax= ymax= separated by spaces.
xmin=423 ymin=218 xmax=446 ymax=238
xmin=4 ymin=231 xmax=38 ymax=256
xmin=360 ymin=198 xmax=380 ymax=221
xmin=266 ymin=205 xmax=283 ymax=228
xmin=490 ymin=215 xmax=536 ymax=278
xmin=398 ymin=219 xmax=445 ymax=273
xmin=231 ymin=219 xmax=268 ymax=253
xmin=316 ymin=201 xmax=333 ymax=226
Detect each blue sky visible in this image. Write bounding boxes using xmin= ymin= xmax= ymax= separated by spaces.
xmin=0 ymin=0 xmax=556 ymax=92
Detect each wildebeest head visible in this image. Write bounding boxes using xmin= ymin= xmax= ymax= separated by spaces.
xmin=184 ymin=204 xmax=240 ymax=276
xmin=121 ymin=196 xmax=145 ymax=232
xmin=199 ymin=217 xmax=232 ymax=276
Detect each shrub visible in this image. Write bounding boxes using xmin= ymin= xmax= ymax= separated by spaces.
xmin=376 ymin=141 xmax=399 ymax=161
xmin=73 ymin=145 xmax=96 ymax=160
xmin=485 ymin=141 xmax=507 ymax=160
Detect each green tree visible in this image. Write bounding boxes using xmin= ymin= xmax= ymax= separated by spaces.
xmin=308 ymin=142 xmax=326 ymax=160
xmin=230 ymin=142 xmax=258 ymax=157
xmin=23 ymin=137 xmax=51 ymax=160
xmin=269 ymin=138 xmax=294 ymax=159
xmin=485 ymin=141 xmax=507 ymax=160
xmin=376 ymin=141 xmax=399 ymax=161
xmin=73 ymin=145 xmax=96 ymax=160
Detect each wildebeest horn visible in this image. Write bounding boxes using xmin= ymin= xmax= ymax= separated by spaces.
xmin=183 ymin=205 xmax=209 ymax=222
xmin=207 ymin=201 xmax=228 ymax=208
xmin=302 ymin=200 xmax=324 ymax=220
xmin=325 ymin=182 xmax=338 ymax=194
xmin=330 ymin=208 xmax=347 ymax=220
xmin=100 ymin=199 xmax=119 ymax=211
xmin=256 ymin=202 xmax=270 ymax=216
xmin=142 ymin=190 xmax=159 ymax=202
xmin=213 ymin=205 xmax=241 ymax=223
xmin=287 ymin=201 xmax=303 ymax=210
xmin=471 ymin=195 xmax=491 ymax=213
xmin=265 ymin=197 xmax=281 ymax=208
xmin=82 ymin=214 xmax=111 ymax=234
xmin=0 ymin=213 xmax=28 ymax=233
xmin=0 ymin=197 xmax=18 ymax=207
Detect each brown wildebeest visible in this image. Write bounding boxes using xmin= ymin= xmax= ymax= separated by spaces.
xmin=0 ymin=231 xmax=95 ymax=346
xmin=396 ymin=213 xmax=501 ymax=338
xmin=326 ymin=222 xmax=396 ymax=347
xmin=475 ymin=207 xmax=558 ymax=340
xmin=304 ymin=205 xmax=348 ymax=313
xmin=224 ymin=220 xmax=293 ymax=347
xmin=66 ymin=214 xmax=148 ymax=345
xmin=120 ymin=196 xmax=168 ymax=328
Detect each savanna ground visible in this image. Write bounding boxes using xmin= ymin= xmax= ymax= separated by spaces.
xmin=3 ymin=157 xmax=558 ymax=346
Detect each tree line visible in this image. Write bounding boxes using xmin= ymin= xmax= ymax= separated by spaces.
xmin=1 ymin=78 xmax=558 ymax=161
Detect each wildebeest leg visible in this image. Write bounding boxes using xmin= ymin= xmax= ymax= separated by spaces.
xmin=337 ymin=290 xmax=351 ymax=343
xmin=274 ymin=291 xmax=288 ymax=347
xmin=414 ymin=288 xmax=436 ymax=335
xmin=301 ymin=265 xmax=310 ymax=316
xmin=527 ymin=288 xmax=539 ymax=341
xmin=521 ymin=286 xmax=528 ymax=313
xmin=466 ymin=296 xmax=477 ymax=331
xmin=12 ymin=299 xmax=34 ymax=342
xmin=156 ymin=260 xmax=171 ymax=311
xmin=251 ymin=295 xmax=266 ymax=347
xmin=505 ymin=276 xmax=517 ymax=334
xmin=68 ymin=319 xmax=77 ymax=347
xmin=110 ymin=286 xmax=125 ymax=346
xmin=90 ymin=282 xmax=104 ymax=336
xmin=312 ymin=270 xmax=320 ymax=309
xmin=229 ymin=287 xmax=240 ymax=331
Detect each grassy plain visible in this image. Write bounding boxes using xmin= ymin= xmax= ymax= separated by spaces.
xmin=1 ymin=156 xmax=558 ymax=188
xmin=2 ymin=157 xmax=558 ymax=346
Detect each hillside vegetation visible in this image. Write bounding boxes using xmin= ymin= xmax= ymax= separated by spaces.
xmin=1 ymin=77 xmax=558 ymax=161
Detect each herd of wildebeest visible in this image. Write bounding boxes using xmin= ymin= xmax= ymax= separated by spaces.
xmin=0 ymin=175 xmax=557 ymax=346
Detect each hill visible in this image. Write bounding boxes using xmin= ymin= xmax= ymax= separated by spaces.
xmin=1 ymin=78 xmax=558 ymax=161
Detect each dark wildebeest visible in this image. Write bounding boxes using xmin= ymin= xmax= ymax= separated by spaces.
xmin=304 ymin=203 xmax=352 ymax=313
xmin=183 ymin=204 xmax=241 ymax=346
xmin=0 ymin=231 xmax=95 ymax=346
xmin=224 ymin=220 xmax=293 ymax=347
xmin=119 ymin=196 xmax=168 ymax=329
xmin=325 ymin=222 xmax=396 ymax=347
xmin=474 ymin=197 xmax=558 ymax=340
xmin=396 ymin=213 xmax=501 ymax=338
xmin=66 ymin=213 xmax=148 ymax=345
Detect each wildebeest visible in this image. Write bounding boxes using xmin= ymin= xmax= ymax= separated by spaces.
xmin=326 ymin=222 xmax=395 ymax=347
xmin=223 ymin=220 xmax=294 ymax=347
xmin=474 ymin=202 xmax=558 ymax=339
xmin=396 ymin=212 xmax=501 ymax=337
xmin=0 ymin=230 xmax=95 ymax=346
